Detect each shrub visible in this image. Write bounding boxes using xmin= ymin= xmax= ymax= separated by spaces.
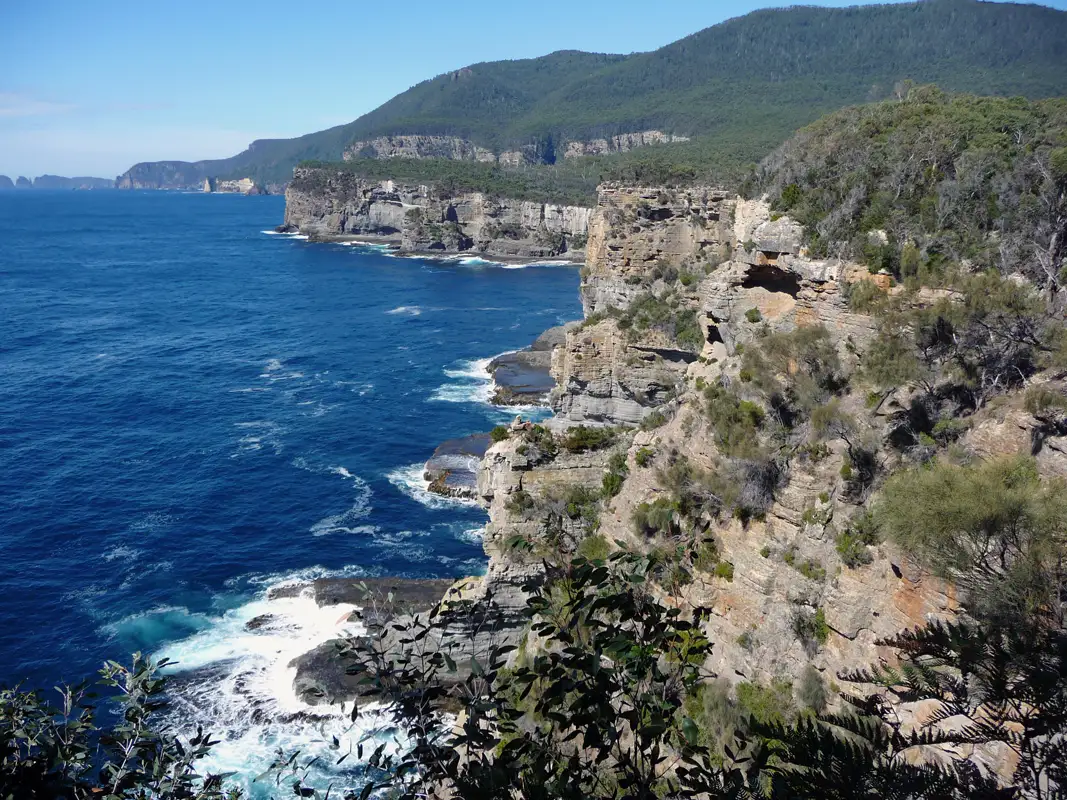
xmin=704 ymin=384 xmax=765 ymax=458
xmin=792 ymin=606 xmax=830 ymax=648
xmin=742 ymin=324 xmax=845 ymax=425
xmin=797 ymin=664 xmax=829 ymax=713
xmin=524 ymin=424 xmax=558 ymax=458
xmin=692 ymin=537 xmax=720 ymax=572
xmin=843 ymin=278 xmax=887 ymax=313
xmin=736 ymin=680 xmax=796 ymax=726
xmin=602 ymin=471 xmax=624 ymax=498
xmin=635 ymin=447 xmax=655 ymax=467
xmin=783 ymin=547 xmax=825 ymax=581
xmin=931 ymin=417 xmax=970 ymax=443
xmin=640 ymin=410 xmax=668 ymax=430
xmin=632 ymin=497 xmax=677 ymax=537
xmin=875 ymin=456 xmax=1067 ymax=626
xmin=759 ymin=545 xmax=771 ymax=558
xmin=576 ymin=533 xmax=610 ymax=561
xmin=1024 ymin=386 xmax=1067 ymax=416
xmin=560 ymin=425 xmax=616 ymax=453
xmin=713 ymin=561 xmax=735 ymax=582
xmin=835 ymin=512 xmax=879 ymax=568
xmin=490 ymin=425 xmax=510 ymax=443
xmin=745 ymin=307 xmax=763 ymax=323
xmin=506 ymin=489 xmax=535 ymax=515
xmin=563 ymin=486 xmax=601 ymax=526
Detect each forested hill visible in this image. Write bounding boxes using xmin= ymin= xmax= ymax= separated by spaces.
xmin=119 ymin=0 xmax=1067 ymax=188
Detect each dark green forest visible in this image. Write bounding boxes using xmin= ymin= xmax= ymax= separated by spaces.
xmin=122 ymin=0 xmax=1067 ymax=187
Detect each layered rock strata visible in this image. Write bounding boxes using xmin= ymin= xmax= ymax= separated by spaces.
xmin=342 ymin=131 xmax=690 ymax=165
xmin=487 ymin=323 xmax=577 ymax=405
xmin=281 ymin=168 xmax=591 ymax=259
xmin=423 ymin=433 xmax=491 ymax=500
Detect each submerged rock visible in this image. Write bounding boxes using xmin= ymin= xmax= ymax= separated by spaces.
xmin=290 ymin=577 xmax=456 ymax=706
xmin=488 ymin=323 xmax=577 ymax=405
xmin=423 ymin=433 xmax=491 ymax=500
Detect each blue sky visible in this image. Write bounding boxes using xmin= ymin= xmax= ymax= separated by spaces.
xmin=2 ymin=0 xmax=1065 ymax=178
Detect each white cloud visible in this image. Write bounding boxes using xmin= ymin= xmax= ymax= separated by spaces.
xmin=0 ymin=92 xmax=77 ymax=118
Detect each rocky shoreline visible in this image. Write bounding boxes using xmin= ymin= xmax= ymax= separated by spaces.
xmin=280 ymin=169 xmax=591 ymax=261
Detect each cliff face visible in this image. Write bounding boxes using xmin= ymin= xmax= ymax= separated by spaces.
xmin=561 ymin=130 xmax=689 ymax=159
xmin=282 ymin=168 xmax=592 ymax=259
xmin=342 ymin=131 xmax=690 ymax=166
xmin=287 ymin=180 xmax=1063 ymax=792
xmin=343 ymin=135 xmax=498 ymax=163
xmin=539 ymin=182 xmax=960 ymax=685
xmin=0 ymin=175 xmax=13 ymax=190
xmin=581 ymin=184 xmax=735 ymax=315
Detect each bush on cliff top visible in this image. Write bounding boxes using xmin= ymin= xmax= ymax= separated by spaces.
xmin=751 ymin=90 xmax=1067 ymax=288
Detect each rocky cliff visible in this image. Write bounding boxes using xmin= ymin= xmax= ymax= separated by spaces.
xmin=285 ymin=178 xmax=1060 ymax=787
xmin=281 ymin=167 xmax=591 ymax=259
xmin=342 ymin=131 xmax=690 ymax=166
xmin=0 ymin=175 xmax=15 ymax=190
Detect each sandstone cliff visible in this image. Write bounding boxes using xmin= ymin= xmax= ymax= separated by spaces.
xmin=341 ymin=131 xmax=690 ymax=166
xmin=286 ymin=179 xmax=1062 ymax=787
xmin=281 ymin=167 xmax=591 ymax=259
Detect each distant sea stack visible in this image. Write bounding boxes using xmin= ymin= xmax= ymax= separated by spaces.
xmin=16 ymin=176 xmax=32 ymax=189
xmin=0 ymin=175 xmax=14 ymax=190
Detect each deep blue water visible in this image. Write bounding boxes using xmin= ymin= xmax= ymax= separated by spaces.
xmin=0 ymin=190 xmax=579 ymax=791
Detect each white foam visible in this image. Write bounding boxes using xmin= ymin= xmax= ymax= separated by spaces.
xmin=292 ymin=459 xmax=375 ymax=536
xmin=232 ymin=420 xmax=285 ymax=456
xmin=153 ymin=579 xmax=405 ymax=796
xmin=386 ymin=463 xmax=481 ymax=509
xmin=386 ymin=306 xmax=422 ymax=316
xmin=458 ymin=526 xmax=486 ymax=544
xmin=261 ymin=230 xmax=309 ymax=241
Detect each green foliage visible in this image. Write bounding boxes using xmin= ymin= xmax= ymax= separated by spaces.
xmin=562 ymin=485 xmax=602 ymax=530
xmin=759 ymin=545 xmax=771 ymax=558
xmin=744 ymin=307 xmax=763 ymax=323
xmin=755 ymin=91 xmax=1067 ymax=288
xmin=1024 ymin=385 xmax=1067 ymax=416
xmin=560 ymin=425 xmax=617 ymax=453
xmin=736 ymin=679 xmax=797 ymax=727
xmin=634 ymin=447 xmax=654 ymax=467
xmin=632 ymin=497 xmax=678 ymax=538
xmin=796 ymin=665 xmax=829 ymax=714
xmin=601 ymin=451 xmax=629 ymax=498
xmin=639 ymin=410 xmax=668 ymax=431
xmin=876 ymin=455 xmax=1067 ymax=626
xmin=614 ymin=291 xmax=704 ymax=352
xmin=703 ymin=383 xmax=765 ymax=458
xmin=692 ymin=537 xmax=721 ymax=573
xmin=792 ymin=606 xmax=831 ymax=648
xmin=490 ymin=425 xmax=510 ymax=443
xmin=742 ymin=324 xmax=845 ymax=425
xmin=0 ymin=655 xmax=237 ymax=799
xmin=506 ymin=488 xmax=536 ymax=516
xmin=843 ymin=278 xmax=888 ymax=313
xmin=575 ymin=533 xmax=610 ymax=561
xmin=783 ymin=547 xmax=827 ymax=582
xmin=713 ymin=561 xmax=735 ymax=582
xmin=835 ymin=511 xmax=880 ymax=568
xmin=523 ymin=423 xmax=559 ymax=458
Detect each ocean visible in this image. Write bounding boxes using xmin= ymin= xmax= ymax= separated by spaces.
xmin=0 ymin=190 xmax=581 ymax=793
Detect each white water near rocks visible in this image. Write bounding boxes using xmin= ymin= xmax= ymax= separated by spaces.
xmin=156 ymin=581 xmax=404 ymax=798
